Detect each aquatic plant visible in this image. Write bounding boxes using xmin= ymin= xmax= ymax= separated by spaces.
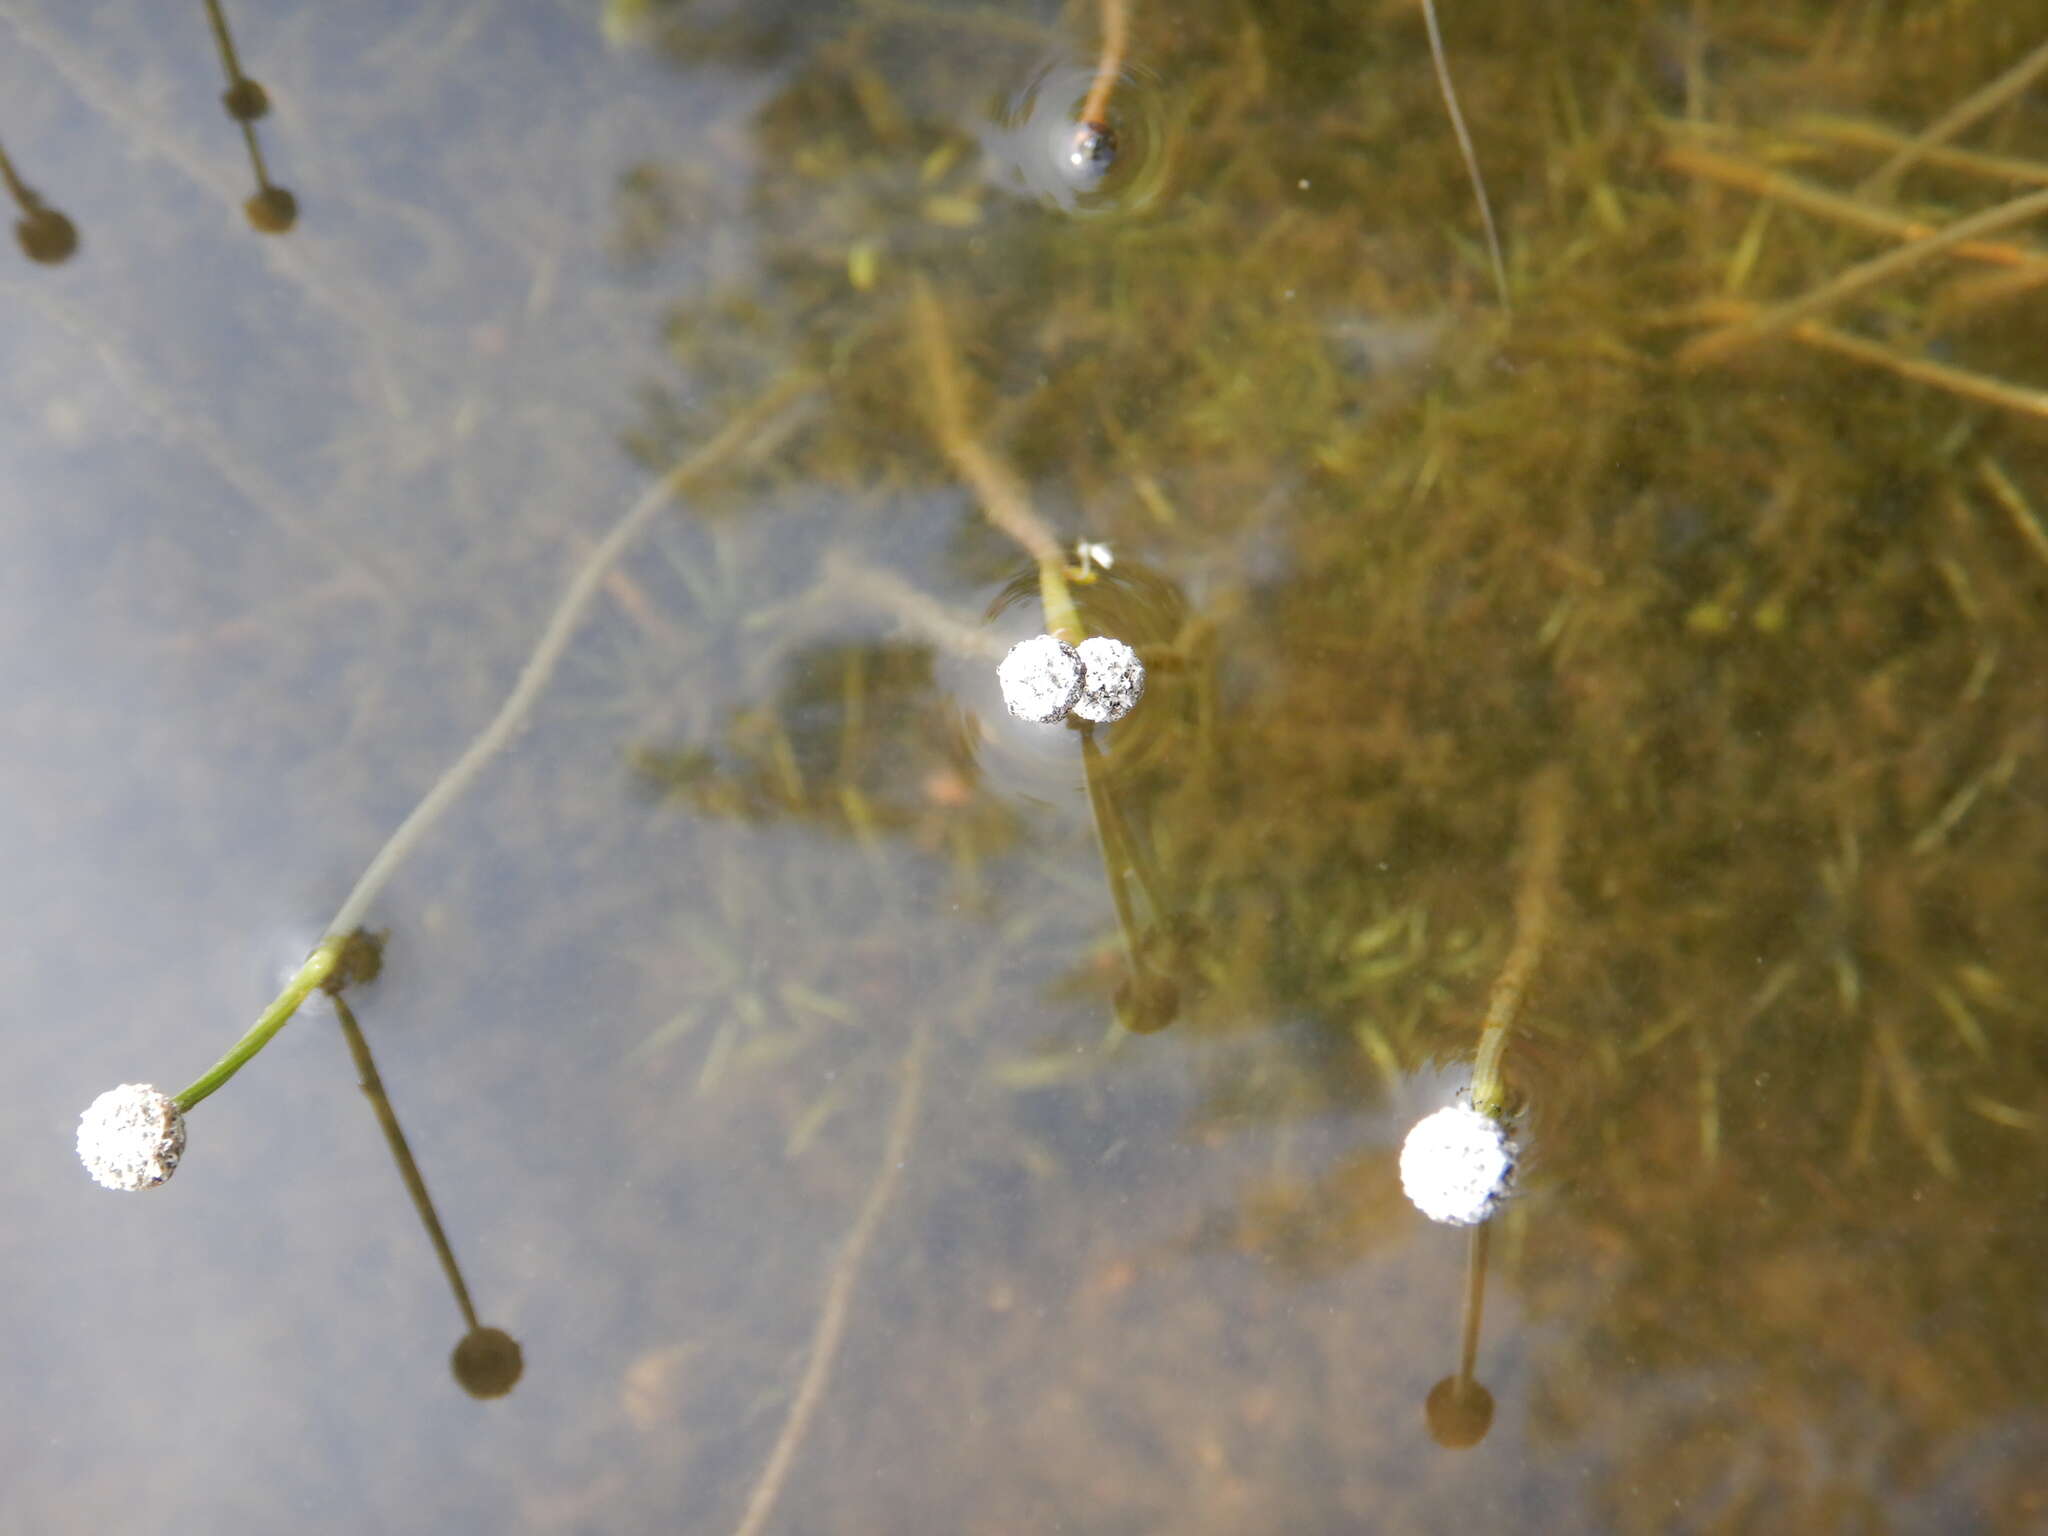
xmin=75 ymin=378 xmax=810 ymax=1188
xmin=46 ymin=0 xmax=2048 ymax=1519
xmin=1399 ymin=765 xmax=1565 ymax=1224
xmin=468 ymin=7 xmax=2048 ymax=1519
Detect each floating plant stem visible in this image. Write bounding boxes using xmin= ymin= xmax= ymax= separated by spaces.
xmin=82 ymin=374 xmax=813 ymax=1186
xmin=731 ymin=1021 xmax=927 ymax=1536
xmin=816 ymin=549 xmax=1003 ymax=660
xmin=1469 ymin=764 xmax=1569 ymax=1117
xmin=174 ymin=935 xmax=346 ymax=1111
xmin=1418 ymin=0 xmax=1509 ymax=313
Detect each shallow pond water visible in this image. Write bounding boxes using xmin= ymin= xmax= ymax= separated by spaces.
xmin=5 ymin=1 xmax=2048 ymax=1530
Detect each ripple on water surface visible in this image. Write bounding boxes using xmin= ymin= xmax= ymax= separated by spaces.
xmin=979 ymin=55 xmax=1174 ymax=218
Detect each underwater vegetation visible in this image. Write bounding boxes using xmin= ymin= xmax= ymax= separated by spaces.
xmin=29 ymin=0 xmax=2048 ymax=1527
xmin=605 ymin=0 xmax=2048 ymax=1520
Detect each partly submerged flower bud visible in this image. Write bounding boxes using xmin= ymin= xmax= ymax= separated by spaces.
xmin=77 ymin=1083 xmax=187 ymax=1192
xmin=1064 ymin=120 xmax=1118 ymax=185
xmin=244 ymin=185 xmax=298 ymax=235
xmin=998 ymin=634 xmax=1085 ymax=723
xmin=1072 ymin=635 xmax=1145 ymax=723
xmin=1399 ymin=1104 xmax=1515 ymax=1226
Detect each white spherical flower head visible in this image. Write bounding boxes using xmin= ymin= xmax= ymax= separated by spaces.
xmin=1400 ymin=1104 xmax=1515 ymax=1226
xmin=78 ymin=1083 xmax=187 ymax=1192
xmin=998 ymin=634 xmax=1085 ymax=724
xmin=1071 ymin=635 xmax=1146 ymax=724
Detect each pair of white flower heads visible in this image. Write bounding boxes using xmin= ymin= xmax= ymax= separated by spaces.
xmin=997 ymin=632 xmax=1145 ymax=725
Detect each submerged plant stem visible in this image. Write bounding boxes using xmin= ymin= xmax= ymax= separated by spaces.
xmin=1662 ymin=140 xmax=2048 ymax=273
xmin=1419 ymin=0 xmax=1510 ymax=312
xmin=1679 ymin=185 xmax=2048 ymax=369
xmin=909 ymin=278 xmax=1084 ymax=642
xmin=1789 ymin=320 xmax=2048 ymax=425
xmin=1469 ymin=765 xmax=1569 ymax=1118
xmin=1856 ymin=38 xmax=2048 ymax=198
xmin=731 ymin=1021 xmax=928 ymax=1536
xmin=326 ymin=373 xmax=811 ymax=940
xmin=175 ymin=374 xmax=814 ymax=1111
xmin=1793 ymin=114 xmax=2048 ymax=191
xmin=1078 ymin=0 xmax=1129 ymax=130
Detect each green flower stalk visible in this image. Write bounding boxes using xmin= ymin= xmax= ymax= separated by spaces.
xmin=1400 ymin=765 xmax=1568 ymax=1225
xmin=1468 ymin=764 xmax=1568 ymax=1118
xmin=77 ymin=375 xmax=812 ymax=1189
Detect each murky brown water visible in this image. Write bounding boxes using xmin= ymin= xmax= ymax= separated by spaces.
xmin=6 ymin=1 xmax=2048 ymax=1530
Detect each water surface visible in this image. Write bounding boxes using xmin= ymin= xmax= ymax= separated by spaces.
xmin=4 ymin=1 xmax=2047 ymax=1530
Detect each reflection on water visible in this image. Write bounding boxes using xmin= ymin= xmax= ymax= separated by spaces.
xmin=326 ymin=934 xmax=525 ymax=1401
xmin=204 ymin=0 xmax=298 ymax=234
xmin=981 ymin=53 xmax=1173 ymax=217
xmin=1425 ymin=1224 xmax=1495 ymax=1451
xmin=5 ymin=0 xmax=2048 ymax=1530
xmin=0 ymin=133 xmax=79 ymax=263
